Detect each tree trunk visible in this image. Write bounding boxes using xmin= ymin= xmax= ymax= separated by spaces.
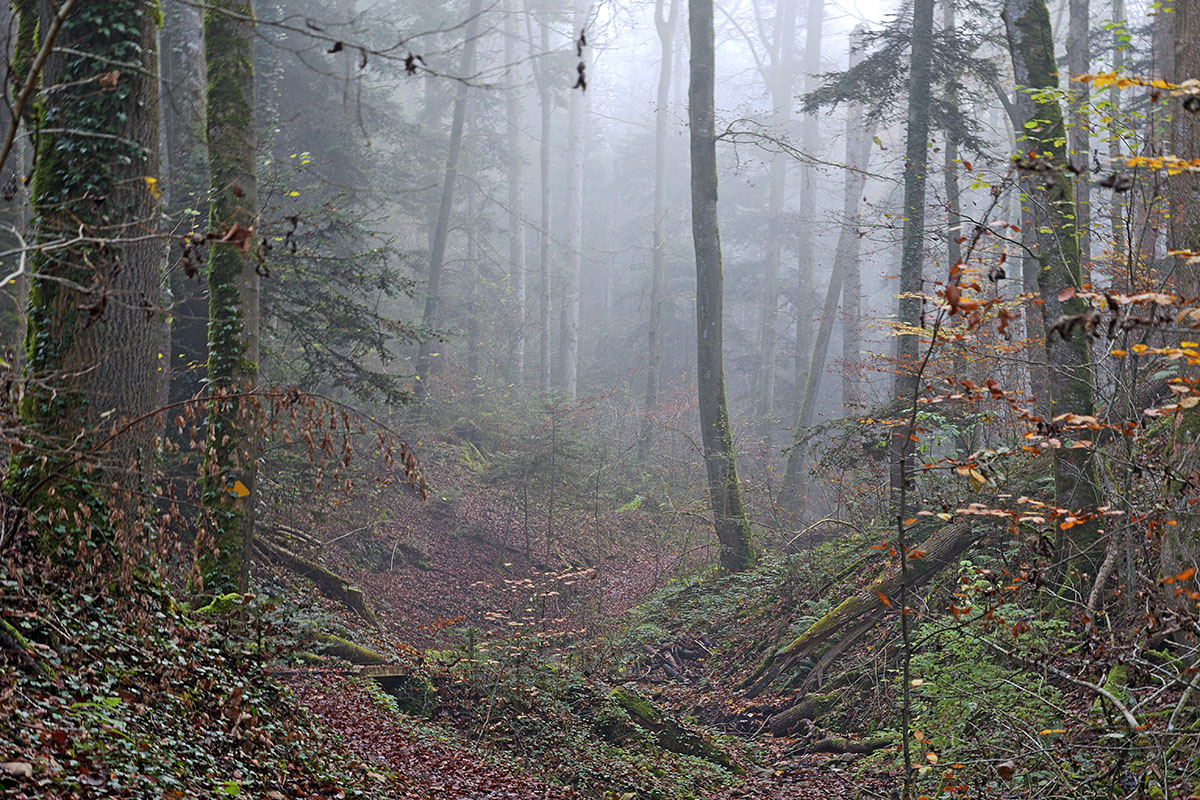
xmin=779 ymin=30 xmax=872 ymax=508
xmin=414 ymin=0 xmax=484 ymax=402
xmin=504 ymin=0 xmax=528 ymax=384
xmin=689 ymin=0 xmax=754 ymax=573
xmin=13 ymin=0 xmax=161 ymax=547
xmin=890 ymin=0 xmax=936 ymax=501
xmin=1164 ymin=0 xmax=1200 ymax=610
xmin=200 ymin=0 xmax=260 ymax=594
xmin=162 ymin=0 xmax=209 ymax=406
xmin=557 ymin=0 xmax=588 ymax=400
xmin=638 ymin=0 xmax=679 ymax=461
xmin=943 ymin=0 xmax=962 ymax=271
xmin=534 ymin=16 xmax=553 ymax=398
xmin=1003 ymin=0 xmax=1105 ymax=578
xmin=753 ymin=0 xmax=797 ymax=421
xmin=1067 ymin=0 xmax=1091 ymax=281
xmin=791 ymin=0 xmax=823 ymax=425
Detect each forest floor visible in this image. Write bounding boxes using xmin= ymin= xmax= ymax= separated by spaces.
xmin=261 ymin=452 xmax=893 ymax=800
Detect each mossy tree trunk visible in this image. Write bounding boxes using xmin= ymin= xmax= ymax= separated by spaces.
xmin=200 ymin=0 xmax=260 ymax=594
xmin=1003 ymin=0 xmax=1104 ymax=579
xmin=12 ymin=0 xmax=161 ymax=548
xmin=688 ymin=0 xmax=754 ymax=573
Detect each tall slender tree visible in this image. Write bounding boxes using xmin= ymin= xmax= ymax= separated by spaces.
xmin=791 ymin=0 xmax=823 ymax=424
xmin=779 ymin=29 xmax=874 ymax=507
xmin=639 ymin=0 xmax=680 ymax=460
xmin=504 ymin=0 xmax=528 ymax=383
xmin=753 ymin=0 xmax=797 ymax=421
xmin=1068 ymin=0 xmax=1091 ymax=279
xmin=200 ymin=0 xmax=261 ymax=592
xmin=1003 ymin=0 xmax=1105 ymax=577
xmin=689 ymin=0 xmax=754 ymax=572
xmin=558 ymin=0 xmax=589 ymax=400
xmin=415 ymin=0 xmax=484 ymax=402
xmin=890 ymin=0 xmax=936 ymax=500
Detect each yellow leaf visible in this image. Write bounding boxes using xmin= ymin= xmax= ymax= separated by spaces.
xmin=937 ymin=512 xmax=953 ymax=521
xmin=926 ymin=752 xmax=939 ymax=763
xmin=969 ymin=469 xmax=987 ymax=490
xmin=144 ymin=176 xmax=161 ymax=198
xmin=1180 ymin=396 xmax=1200 ymax=409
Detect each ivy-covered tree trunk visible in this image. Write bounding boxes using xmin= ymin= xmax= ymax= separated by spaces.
xmin=688 ymin=0 xmax=754 ymax=573
xmin=200 ymin=0 xmax=260 ymax=593
xmin=1003 ymin=0 xmax=1104 ymax=578
xmin=414 ymin=0 xmax=483 ymax=402
xmin=638 ymin=0 xmax=679 ymax=461
xmin=12 ymin=0 xmax=161 ymax=547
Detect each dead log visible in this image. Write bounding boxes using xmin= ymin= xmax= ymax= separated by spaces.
xmin=743 ymin=520 xmax=985 ymax=698
xmin=255 ymin=535 xmax=380 ymax=626
xmin=767 ymin=692 xmax=840 ymax=737
xmin=608 ymin=686 xmax=743 ymax=773
xmin=800 ymin=735 xmax=893 ymax=755
xmin=312 ymin=632 xmax=388 ymax=665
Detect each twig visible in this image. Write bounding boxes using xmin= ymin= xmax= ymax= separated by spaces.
xmin=0 ymin=0 xmax=80 ymax=175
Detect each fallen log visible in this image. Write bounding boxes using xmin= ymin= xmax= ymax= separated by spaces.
xmin=255 ymin=534 xmax=380 ymax=627
xmin=800 ymin=735 xmax=893 ymax=755
xmin=608 ymin=686 xmax=743 ymax=773
xmin=312 ymin=631 xmax=388 ymax=665
xmin=743 ymin=520 xmax=986 ymax=698
xmin=767 ymin=692 xmax=840 ymax=737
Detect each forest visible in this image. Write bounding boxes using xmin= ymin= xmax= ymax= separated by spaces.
xmin=0 ymin=0 xmax=1199 ymax=796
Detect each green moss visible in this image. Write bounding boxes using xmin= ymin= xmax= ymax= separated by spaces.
xmin=194 ymin=592 xmax=244 ymax=616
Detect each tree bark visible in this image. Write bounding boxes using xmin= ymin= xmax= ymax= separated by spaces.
xmin=1003 ymin=0 xmax=1105 ymax=577
xmin=890 ymin=0 xmax=936 ymax=501
xmin=689 ymin=0 xmax=754 ymax=573
xmin=414 ymin=0 xmax=484 ymax=402
xmin=201 ymin=0 xmax=260 ymax=593
xmin=1164 ymin=0 xmax=1200 ymax=610
xmin=638 ymin=0 xmax=679 ymax=461
xmin=1067 ymin=0 xmax=1091 ymax=281
xmin=13 ymin=0 xmax=161 ymax=546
